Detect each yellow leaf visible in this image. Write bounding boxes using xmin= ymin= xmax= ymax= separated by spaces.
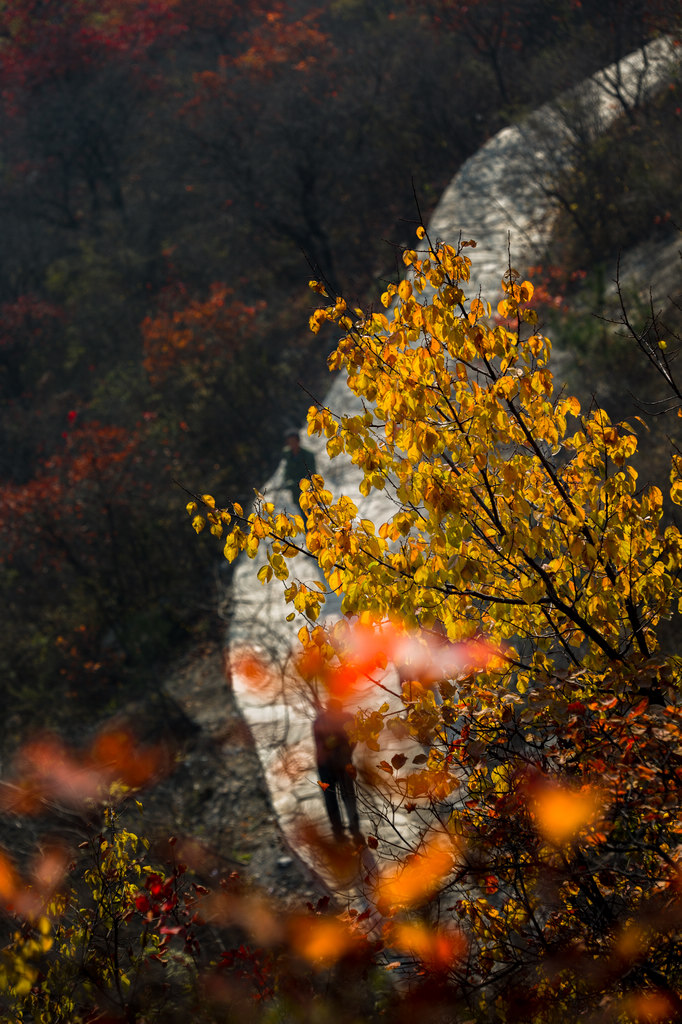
xmin=398 ymin=280 xmax=413 ymax=302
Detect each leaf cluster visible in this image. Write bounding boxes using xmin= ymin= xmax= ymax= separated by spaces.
xmin=199 ymin=234 xmax=682 ymax=1018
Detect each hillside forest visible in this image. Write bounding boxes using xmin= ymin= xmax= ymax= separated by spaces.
xmin=1 ymin=0 xmax=681 ymax=740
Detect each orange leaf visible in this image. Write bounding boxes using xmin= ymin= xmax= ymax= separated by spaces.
xmin=0 ymin=850 xmax=18 ymax=903
xmin=289 ymin=915 xmax=356 ymax=968
xmin=532 ymin=784 xmax=602 ymax=845
xmin=374 ymin=833 xmax=455 ymax=913
xmin=391 ymin=921 xmax=467 ymax=971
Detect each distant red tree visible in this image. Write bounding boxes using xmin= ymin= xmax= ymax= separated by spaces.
xmin=0 ymin=0 xmax=185 ymax=100
xmin=0 ymin=414 xmax=172 ymax=693
xmin=142 ymin=282 xmax=264 ymax=387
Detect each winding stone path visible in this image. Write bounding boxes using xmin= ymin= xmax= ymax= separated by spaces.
xmin=430 ymin=35 xmax=676 ymax=304
xmin=225 ymin=36 xmax=679 ymax=901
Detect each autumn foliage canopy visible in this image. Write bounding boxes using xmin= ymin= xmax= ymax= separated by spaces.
xmin=1 ymin=0 xmax=682 ymax=1018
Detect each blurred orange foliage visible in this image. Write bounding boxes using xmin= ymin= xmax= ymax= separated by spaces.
xmin=288 ymin=915 xmax=356 ymax=968
xmin=390 ymin=920 xmax=467 ymax=972
xmin=530 ymin=782 xmax=602 ymax=845
xmin=374 ymin=833 xmax=456 ymax=914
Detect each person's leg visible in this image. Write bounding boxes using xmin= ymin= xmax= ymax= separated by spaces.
xmin=339 ymin=771 xmax=362 ymax=842
xmin=319 ymin=767 xmax=345 ymax=840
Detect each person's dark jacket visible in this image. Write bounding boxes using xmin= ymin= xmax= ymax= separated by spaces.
xmin=313 ymin=705 xmax=355 ymax=774
xmin=283 ymin=446 xmax=316 ymax=496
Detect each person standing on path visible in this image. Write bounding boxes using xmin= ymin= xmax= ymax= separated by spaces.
xmin=282 ymin=428 xmax=316 ymax=517
xmin=313 ymin=698 xmax=363 ymax=845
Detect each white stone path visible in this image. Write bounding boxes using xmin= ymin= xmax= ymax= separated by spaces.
xmin=225 ymin=36 xmax=679 ymax=901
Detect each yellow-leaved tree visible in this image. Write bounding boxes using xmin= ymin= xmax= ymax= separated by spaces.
xmin=191 ymin=232 xmax=682 ymax=1021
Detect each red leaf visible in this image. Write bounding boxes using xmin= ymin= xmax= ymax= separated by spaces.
xmin=159 ymin=924 xmax=184 ymax=936
xmin=628 ymin=697 xmax=649 ymax=719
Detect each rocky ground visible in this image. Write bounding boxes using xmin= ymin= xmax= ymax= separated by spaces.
xmin=0 ymin=638 xmax=326 ymax=918
xmin=131 ymin=638 xmax=327 ymax=909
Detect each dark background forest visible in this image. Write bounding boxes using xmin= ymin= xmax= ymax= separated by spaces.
xmin=1 ymin=0 xmax=681 ymax=745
